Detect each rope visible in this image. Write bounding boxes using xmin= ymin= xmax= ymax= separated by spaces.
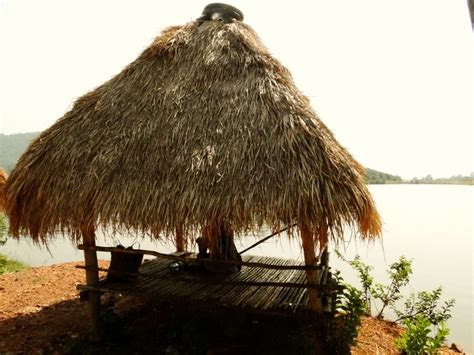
xmin=238 ymin=223 xmax=297 ymax=255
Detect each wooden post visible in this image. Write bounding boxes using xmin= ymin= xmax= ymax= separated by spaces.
xmin=81 ymin=224 xmax=101 ymax=336
xmin=300 ymin=224 xmax=323 ymax=312
xmin=175 ymin=224 xmax=185 ymax=252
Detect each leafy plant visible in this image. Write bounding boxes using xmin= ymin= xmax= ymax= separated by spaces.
xmin=336 ymin=253 xmax=455 ymax=354
xmin=0 ymin=214 xmax=8 ymax=246
xmin=372 ymin=256 xmax=412 ymax=319
xmin=395 ymin=287 xmax=455 ymax=325
xmin=395 ymin=316 xmax=449 ymax=354
xmin=0 ymin=253 xmax=27 ymax=274
xmin=336 ymin=252 xmax=413 ymax=319
xmin=327 ymin=271 xmax=366 ymax=354
xmin=335 ymin=251 xmax=374 ymax=315
xmin=336 ymin=284 xmax=365 ymax=342
xmin=336 ymin=252 xmax=415 ymax=319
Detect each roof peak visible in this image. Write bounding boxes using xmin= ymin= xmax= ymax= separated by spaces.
xmin=196 ymin=3 xmax=244 ymax=24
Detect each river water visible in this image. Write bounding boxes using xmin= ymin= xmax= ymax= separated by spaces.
xmin=1 ymin=185 xmax=473 ymax=352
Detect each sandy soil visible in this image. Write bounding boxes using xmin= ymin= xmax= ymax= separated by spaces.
xmin=0 ymin=262 xmax=463 ymax=354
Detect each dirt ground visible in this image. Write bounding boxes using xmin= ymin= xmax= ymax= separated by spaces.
xmin=0 ymin=262 xmax=464 ymax=354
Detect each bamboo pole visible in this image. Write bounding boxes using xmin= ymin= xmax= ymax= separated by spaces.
xmin=80 ymin=224 xmax=101 ymax=336
xmin=300 ymin=223 xmax=323 ymax=312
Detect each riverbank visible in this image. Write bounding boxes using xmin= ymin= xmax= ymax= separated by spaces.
xmin=0 ymin=261 xmax=465 ymax=354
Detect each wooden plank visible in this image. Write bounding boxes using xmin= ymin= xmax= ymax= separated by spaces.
xmin=228 ymin=256 xmax=275 ymax=306
xmin=282 ymin=270 xmax=307 ymax=312
xmin=233 ymin=256 xmax=281 ymax=308
xmin=195 ymin=256 xmax=257 ymax=302
xmin=258 ymin=259 xmax=299 ymax=310
xmin=243 ymin=258 xmax=287 ymax=309
xmin=250 ymin=263 xmax=289 ymax=309
xmin=262 ymin=266 xmax=300 ymax=311
xmin=268 ymin=259 xmax=305 ymax=311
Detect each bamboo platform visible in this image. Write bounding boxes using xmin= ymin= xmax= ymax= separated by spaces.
xmin=78 ymin=254 xmax=336 ymax=317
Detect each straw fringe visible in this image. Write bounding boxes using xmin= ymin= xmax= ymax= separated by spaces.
xmin=5 ymin=21 xmax=381 ymax=246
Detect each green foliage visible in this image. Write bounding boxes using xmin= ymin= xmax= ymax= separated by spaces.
xmin=0 ymin=132 xmax=40 ymax=172
xmin=365 ymin=168 xmax=403 ymax=184
xmin=395 ymin=316 xmax=449 ymax=354
xmin=335 ymin=252 xmax=374 ymax=314
xmin=395 ymin=287 xmax=455 ymax=325
xmin=0 ymin=253 xmax=27 ymax=274
xmin=337 ymin=253 xmax=454 ymax=325
xmin=0 ymin=213 xmax=8 ymax=245
xmin=335 ymin=252 xmax=413 ymax=319
xmin=372 ymin=256 xmax=412 ymax=319
xmin=1 ymin=215 xmax=26 ymax=274
xmin=327 ymin=271 xmax=366 ymax=354
xmin=336 ymin=253 xmax=455 ymax=354
xmin=336 ymin=284 xmax=366 ymax=343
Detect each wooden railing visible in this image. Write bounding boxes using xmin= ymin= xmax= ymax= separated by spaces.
xmin=77 ymin=244 xmax=324 ymax=271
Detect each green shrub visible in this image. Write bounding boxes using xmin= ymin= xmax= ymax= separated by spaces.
xmin=395 ymin=316 xmax=449 ymax=354
xmin=325 ymin=272 xmax=366 ymax=353
xmin=0 ymin=213 xmax=8 ymax=245
xmin=0 ymin=253 xmax=27 ymax=274
xmin=335 ymin=253 xmax=455 ymax=354
xmin=395 ymin=287 xmax=455 ymax=325
xmin=372 ymin=256 xmax=412 ymax=319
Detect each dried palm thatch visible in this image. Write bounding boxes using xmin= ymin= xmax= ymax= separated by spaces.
xmin=5 ymin=20 xmax=381 ymax=246
xmin=0 ymin=168 xmax=7 ymax=212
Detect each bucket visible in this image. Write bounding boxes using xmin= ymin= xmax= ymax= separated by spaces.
xmin=107 ymin=245 xmax=144 ymax=282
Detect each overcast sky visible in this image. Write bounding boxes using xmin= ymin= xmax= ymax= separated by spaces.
xmin=0 ymin=0 xmax=472 ymax=179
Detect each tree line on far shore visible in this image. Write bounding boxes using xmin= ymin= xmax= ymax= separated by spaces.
xmin=365 ymin=168 xmax=473 ymax=185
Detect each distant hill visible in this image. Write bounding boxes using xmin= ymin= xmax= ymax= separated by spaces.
xmin=365 ymin=168 xmax=402 ymax=184
xmin=0 ymin=132 xmax=40 ymax=172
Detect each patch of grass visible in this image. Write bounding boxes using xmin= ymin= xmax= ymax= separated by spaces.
xmin=0 ymin=253 xmax=28 ymax=274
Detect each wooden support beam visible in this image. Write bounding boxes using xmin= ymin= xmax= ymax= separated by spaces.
xmin=300 ymin=224 xmax=323 ymax=312
xmin=80 ymin=224 xmax=101 ymax=336
xmin=175 ymin=224 xmax=185 ymax=252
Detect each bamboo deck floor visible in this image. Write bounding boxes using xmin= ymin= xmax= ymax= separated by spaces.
xmin=79 ymin=255 xmax=324 ymax=317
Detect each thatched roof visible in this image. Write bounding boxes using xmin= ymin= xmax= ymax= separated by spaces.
xmin=5 ymin=20 xmax=381 ymax=245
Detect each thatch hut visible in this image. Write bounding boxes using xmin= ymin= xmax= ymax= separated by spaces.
xmin=5 ymin=4 xmax=381 ymax=319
